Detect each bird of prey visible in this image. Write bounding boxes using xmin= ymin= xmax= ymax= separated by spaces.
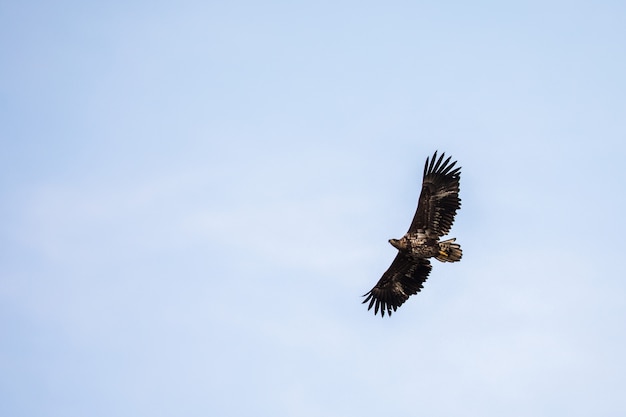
xmin=363 ymin=151 xmax=462 ymax=317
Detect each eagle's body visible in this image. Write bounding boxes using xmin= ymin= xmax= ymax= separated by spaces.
xmin=363 ymin=151 xmax=462 ymax=317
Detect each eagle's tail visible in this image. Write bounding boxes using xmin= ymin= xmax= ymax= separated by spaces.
xmin=436 ymin=238 xmax=462 ymax=262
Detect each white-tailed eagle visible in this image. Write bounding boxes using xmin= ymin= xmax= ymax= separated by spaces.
xmin=363 ymin=151 xmax=462 ymax=317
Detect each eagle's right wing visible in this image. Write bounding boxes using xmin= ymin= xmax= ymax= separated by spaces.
xmin=362 ymin=255 xmax=432 ymax=317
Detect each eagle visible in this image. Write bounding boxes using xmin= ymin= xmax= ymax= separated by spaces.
xmin=363 ymin=151 xmax=462 ymax=317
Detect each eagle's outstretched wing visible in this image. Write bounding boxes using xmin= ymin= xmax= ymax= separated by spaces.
xmin=408 ymin=151 xmax=461 ymax=237
xmin=362 ymin=255 xmax=432 ymax=317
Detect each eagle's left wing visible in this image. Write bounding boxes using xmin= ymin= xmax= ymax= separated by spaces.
xmin=408 ymin=151 xmax=461 ymax=237
xmin=362 ymin=255 xmax=432 ymax=317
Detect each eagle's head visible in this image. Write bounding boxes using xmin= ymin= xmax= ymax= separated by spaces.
xmin=389 ymin=237 xmax=408 ymax=251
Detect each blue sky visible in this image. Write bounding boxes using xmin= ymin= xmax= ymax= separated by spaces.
xmin=2 ymin=1 xmax=626 ymax=416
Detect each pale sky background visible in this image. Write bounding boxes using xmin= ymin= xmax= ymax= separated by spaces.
xmin=2 ymin=1 xmax=626 ymax=416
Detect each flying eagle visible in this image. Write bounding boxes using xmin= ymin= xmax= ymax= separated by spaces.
xmin=363 ymin=151 xmax=462 ymax=317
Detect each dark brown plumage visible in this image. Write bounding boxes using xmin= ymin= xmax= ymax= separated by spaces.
xmin=363 ymin=151 xmax=462 ymax=317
